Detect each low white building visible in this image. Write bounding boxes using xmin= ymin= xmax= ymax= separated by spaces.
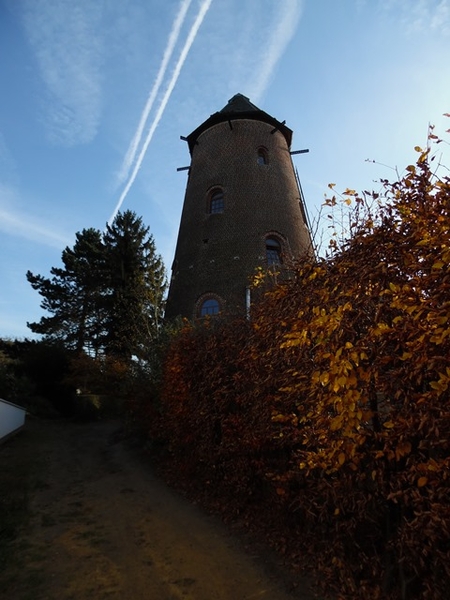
xmin=0 ymin=398 xmax=26 ymax=443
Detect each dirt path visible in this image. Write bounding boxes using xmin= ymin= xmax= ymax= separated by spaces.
xmin=2 ymin=419 xmax=319 ymax=600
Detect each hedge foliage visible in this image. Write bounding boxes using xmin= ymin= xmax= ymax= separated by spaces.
xmin=144 ymin=142 xmax=450 ymax=599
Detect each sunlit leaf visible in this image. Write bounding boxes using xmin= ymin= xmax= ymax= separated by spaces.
xmin=395 ymin=442 xmax=412 ymax=460
xmin=330 ymin=416 xmax=343 ymax=431
xmin=432 ymin=261 xmax=445 ymax=270
xmin=320 ymin=371 xmax=330 ymax=386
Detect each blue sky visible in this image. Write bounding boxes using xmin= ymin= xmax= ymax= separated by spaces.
xmin=1 ymin=0 xmax=449 ymax=339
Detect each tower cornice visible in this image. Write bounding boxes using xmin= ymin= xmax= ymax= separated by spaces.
xmin=186 ymin=93 xmax=292 ymax=154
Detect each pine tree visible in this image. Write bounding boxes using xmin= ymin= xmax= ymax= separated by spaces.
xmin=27 ymin=228 xmax=105 ymax=353
xmin=102 ymin=210 xmax=166 ymax=360
xmin=27 ymin=211 xmax=167 ymax=361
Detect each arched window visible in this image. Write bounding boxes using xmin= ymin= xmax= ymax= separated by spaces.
xmin=266 ymin=237 xmax=282 ymax=266
xmin=209 ymin=189 xmax=224 ymax=214
xmin=257 ymin=147 xmax=268 ymax=165
xmin=199 ymin=298 xmax=220 ymax=316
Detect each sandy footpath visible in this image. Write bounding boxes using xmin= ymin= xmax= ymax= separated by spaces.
xmin=1 ymin=418 xmax=319 ymax=600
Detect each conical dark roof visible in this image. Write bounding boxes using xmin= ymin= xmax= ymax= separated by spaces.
xmin=185 ymin=93 xmax=292 ymax=153
xmin=219 ymin=93 xmax=260 ymax=114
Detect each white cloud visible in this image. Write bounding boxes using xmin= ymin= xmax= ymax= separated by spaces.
xmin=0 ymin=185 xmax=72 ymax=248
xmin=173 ymin=0 xmax=305 ymax=109
xmin=377 ymin=0 xmax=450 ymax=35
xmin=430 ymin=0 xmax=450 ymax=34
xmin=249 ymin=0 xmax=305 ymax=102
xmin=20 ymin=0 xmax=105 ymax=146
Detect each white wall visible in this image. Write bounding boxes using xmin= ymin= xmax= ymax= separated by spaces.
xmin=0 ymin=398 xmax=26 ymax=441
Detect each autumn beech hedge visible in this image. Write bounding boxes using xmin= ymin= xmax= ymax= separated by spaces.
xmin=155 ymin=139 xmax=450 ymax=600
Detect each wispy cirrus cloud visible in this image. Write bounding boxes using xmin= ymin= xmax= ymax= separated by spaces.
xmin=0 ymin=185 xmax=72 ymax=248
xmin=186 ymin=0 xmax=304 ymax=107
xmin=20 ymin=0 xmax=104 ymax=146
xmin=408 ymin=0 xmax=450 ymax=35
xmin=377 ymin=0 xmax=450 ymax=35
xmin=248 ymin=0 xmax=305 ymax=102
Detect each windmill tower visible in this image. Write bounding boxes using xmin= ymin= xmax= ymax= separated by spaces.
xmin=165 ymin=93 xmax=312 ymax=320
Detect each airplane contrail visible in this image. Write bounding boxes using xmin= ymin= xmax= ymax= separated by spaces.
xmin=117 ymin=0 xmax=192 ymax=185
xmin=109 ymin=0 xmax=213 ymax=225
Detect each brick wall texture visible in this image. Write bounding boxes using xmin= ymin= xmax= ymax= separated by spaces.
xmin=165 ymin=117 xmax=312 ymax=319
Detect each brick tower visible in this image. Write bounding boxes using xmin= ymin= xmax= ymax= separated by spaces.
xmin=165 ymin=93 xmax=312 ymax=320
